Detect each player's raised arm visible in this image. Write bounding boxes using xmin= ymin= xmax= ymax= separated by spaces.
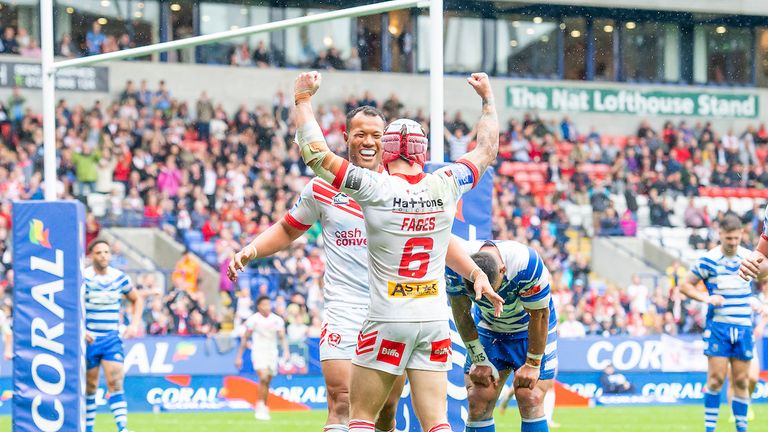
xmin=458 ymin=73 xmax=499 ymax=176
xmin=293 ymin=71 xmax=349 ymax=186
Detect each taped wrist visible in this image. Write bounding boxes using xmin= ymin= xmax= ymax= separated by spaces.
xmin=466 ymin=339 xmax=499 ymax=379
xmin=466 ymin=339 xmax=490 ymax=364
xmin=294 ymin=91 xmax=312 ymax=106
xmin=526 ymin=352 xmax=542 ymax=368
xmin=244 ymin=244 xmax=258 ymax=260
xmin=296 ymin=122 xmax=329 ymax=168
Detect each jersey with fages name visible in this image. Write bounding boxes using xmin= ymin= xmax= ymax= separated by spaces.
xmin=329 ymin=159 xmax=479 ymax=322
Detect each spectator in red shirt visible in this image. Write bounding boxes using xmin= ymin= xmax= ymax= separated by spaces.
xmin=201 ymin=213 xmax=221 ymax=242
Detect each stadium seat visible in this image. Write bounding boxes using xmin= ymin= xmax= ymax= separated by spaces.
xmin=183 ymin=230 xmax=203 ymax=244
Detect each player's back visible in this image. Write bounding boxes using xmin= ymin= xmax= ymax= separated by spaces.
xmin=339 ymin=161 xmax=477 ymax=322
xmin=694 ymin=246 xmax=753 ymax=327
xmin=84 ymin=266 xmax=131 ymax=337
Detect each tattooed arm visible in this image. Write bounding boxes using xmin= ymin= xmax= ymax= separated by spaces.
xmin=457 ymin=73 xmax=499 ymax=176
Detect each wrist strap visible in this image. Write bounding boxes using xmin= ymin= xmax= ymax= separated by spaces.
xmin=525 ymin=360 xmax=541 ymax=369
xmin=526 ymin=352 xmax=543 ymax=361
xmin=294 ymin=91 xmax=312 ymax=106
xmin=465 ymin=339 xmax=489 ymax=364
xmin=469 ymin=267 xmax=482 ymax=283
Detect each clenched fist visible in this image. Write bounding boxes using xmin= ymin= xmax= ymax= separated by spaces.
xmin=467 ymin=72 xmax=493 ymax=100
xmin=295 ymin=71 xmax=322 ymax=104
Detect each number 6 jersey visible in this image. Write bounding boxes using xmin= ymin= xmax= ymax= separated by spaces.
xmin=330 ymin=158 xmax=479 ymax=322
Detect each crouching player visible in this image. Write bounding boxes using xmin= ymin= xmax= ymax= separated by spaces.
xmin=447 ymin=239 xmax=557 ymax=432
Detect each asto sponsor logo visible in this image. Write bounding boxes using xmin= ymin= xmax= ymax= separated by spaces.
xmin=387 ymin=280 xmax=438 ymax=298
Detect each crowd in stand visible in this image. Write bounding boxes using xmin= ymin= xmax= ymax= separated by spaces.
xmin=1 ymin=75 xmax=767 ymax=342
xmin=1 ymin=21 xmax=367 ymax=71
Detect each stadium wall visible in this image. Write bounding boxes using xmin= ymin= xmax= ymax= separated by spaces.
xmin=1 ymin=55 xmax=767 ymax=134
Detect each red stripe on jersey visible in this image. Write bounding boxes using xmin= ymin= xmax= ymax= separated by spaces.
xmin=391 ymin=172 xmax=426 ymax=184
xmin=313 ymin=194 xmax=364 ymax=220
xmin=456 ymin=158 xmax=480 ymax=189
xmin=315 ymin=177 xmax=337 ymax=190
xmin=283 ymin=213 xmax=311 ymax=231
xmin=428 ymin=424 xmax=451 ymax=432
xmin=332 ymin=159 xmax=350 ymax=189
xmin=313 ymin=181 xmax=363 ymax=212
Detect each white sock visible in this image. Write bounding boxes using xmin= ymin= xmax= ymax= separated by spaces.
xmin=323 ymin=425 xmax=349 ymax=432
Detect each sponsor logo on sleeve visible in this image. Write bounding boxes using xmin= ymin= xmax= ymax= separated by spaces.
xmin=454 ymin=164 xmax=474 ymax=187
xmin=344 ymin=170 xmax=363 ymax=190
xmin=387 ymin=280 xmax=439 ymax=298
xmin=520 ymin=284 xmax=543 ymax=298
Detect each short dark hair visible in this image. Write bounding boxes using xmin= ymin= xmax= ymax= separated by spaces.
xmin=88 ymin=239 xmax=110 ymax=253
xmin=345 ymin=105 xmax=386 ymax=133
xmin=256 ymin=295 xmax=271 ymax=306
xmin=721 ymin=214 xmax=743 ymax=232
xmin=463 ymin=251 xmax=501 ymax=292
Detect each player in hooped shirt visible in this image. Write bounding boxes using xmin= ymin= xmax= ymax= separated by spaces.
xmin=84 ymin=240 xmax=144 ymax=432
xmin=446 ymin=238 xmax=557 ymax=432
xmin=227 ymin=106 xmax=405 ymax=431
xmin=735 ymin=205 xmax=768 ymax=424
xmin=292 ymin=70 xmax=503 ymax=432
xmin=680 ymin=215 xmax=760 ymax=432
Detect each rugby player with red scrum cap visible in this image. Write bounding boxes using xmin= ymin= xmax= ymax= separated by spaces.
xmin=292 ymin=70 xmax=503 ymax=432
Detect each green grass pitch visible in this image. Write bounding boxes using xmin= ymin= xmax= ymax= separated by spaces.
xmin=3 ymin=405 xmax=767 ymax=431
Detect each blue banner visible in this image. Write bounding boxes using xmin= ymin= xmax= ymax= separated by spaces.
xmin=3 ymin=334 xmax=763 ymax=379
xmin=0 ymin=370 xmax=764 ymax=417
xmin=12 ymin=201 xmax=86 ymax=432
xmin=425 ymin=163 xmax=493 ymax=240
xmin=556 ymin=372 xmax=768 ymax=405
xmin=556 ymin=335 xmax=724 ymax=372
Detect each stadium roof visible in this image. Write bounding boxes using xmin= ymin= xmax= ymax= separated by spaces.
xmin=488 ymin=0 xmax=768 ymax=17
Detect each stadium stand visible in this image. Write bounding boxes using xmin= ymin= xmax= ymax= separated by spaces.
xmin=1 ymin=69 xmax=768 ymax=340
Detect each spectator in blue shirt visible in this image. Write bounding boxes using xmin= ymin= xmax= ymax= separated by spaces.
xmin=86 ymin=21 xmax=106 ymax=55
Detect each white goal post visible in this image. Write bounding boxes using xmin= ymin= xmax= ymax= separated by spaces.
xmin=39 ymin=0 xmax=445 ymax=200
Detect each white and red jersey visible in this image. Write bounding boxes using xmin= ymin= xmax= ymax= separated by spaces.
xmin=284 ymin=177 xmax=370 ymax=307
xmin=245 ymin=312 xmax=284 ymax=352
xmin=330 ymin=159 xmax=479 ymax=322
